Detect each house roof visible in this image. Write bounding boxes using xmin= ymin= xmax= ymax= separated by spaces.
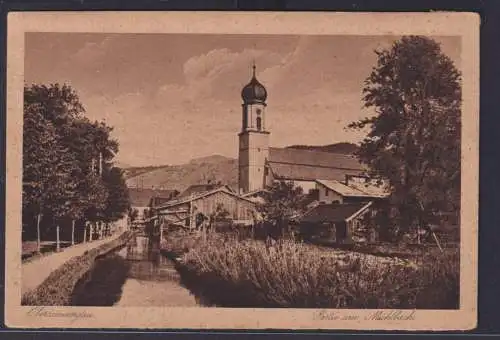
xmin=149 ymin=196 xmax=177 ymax=208
xmin=240 ymin=188 xmax=269 ymax=198
xmin=267 ymin=147 xmax=366 ymax=181
xmin=240 ymin=189 xmax=269 ymax=203
xmin=316 ymin=179 xmax=367 ymax=197
xmin=179 ymin=184 xmax=232 ymax=198
xmin=156 ymin=186 xmax=256 ymax=210
xmin=316 ymin=179 xmax=389 ymax=198
xmin=300 ymin=202 xmax=370 ymax=224
xmin=347 ymin=181 xmax=389 ymax=198
xmin=128 ymin=188 xmax=177 ymax=207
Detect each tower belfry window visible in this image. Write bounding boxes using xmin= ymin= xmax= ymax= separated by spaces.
xmin=256 ymin=108 xmax=262 ymax=131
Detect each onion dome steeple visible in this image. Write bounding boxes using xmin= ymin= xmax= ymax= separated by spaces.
xmin=241 ymin=63 xmax=267 ymax=104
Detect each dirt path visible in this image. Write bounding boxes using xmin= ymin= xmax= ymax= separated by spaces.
xmin=22 ymin=231 xmax=125 ymax=296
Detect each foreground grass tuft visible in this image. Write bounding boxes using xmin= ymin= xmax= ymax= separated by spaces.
xmin=171 ymin=235 xmax=459 ymax=309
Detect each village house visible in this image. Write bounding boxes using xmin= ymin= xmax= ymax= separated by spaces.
xmin=315 ymin=176 xmax=389 ymax=205
xmin=128 ymin=188 xmax=178 ymax=222
xmin=299 ymin=201 xmax=377 ymax=244
xmin=154 ymin=185 xmax=259 ymax=229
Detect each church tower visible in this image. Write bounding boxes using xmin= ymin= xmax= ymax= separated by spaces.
xmin=238 ymin=64 xmax=270 ymax=194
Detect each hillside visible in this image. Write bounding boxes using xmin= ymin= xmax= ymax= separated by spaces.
xmin=125 ymin=155 xmax=238 ymax=192
xmin=286 ymin=142 xmax=359 ymax=155
xmin=124 ymin=143 xmax=359 ymax=192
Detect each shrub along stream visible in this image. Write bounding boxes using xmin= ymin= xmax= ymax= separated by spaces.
xmin=166 ymin=233 xmax=459 ymax=309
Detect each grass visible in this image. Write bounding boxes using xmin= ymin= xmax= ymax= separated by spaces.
xmin=21 ymin=231 xmax=135 ymax=306
xmin=167 ymin=233 xmax=459 ymax=309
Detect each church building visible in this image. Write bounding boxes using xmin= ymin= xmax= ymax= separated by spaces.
xmin=237 ymin=64 xmax=371 ymax=195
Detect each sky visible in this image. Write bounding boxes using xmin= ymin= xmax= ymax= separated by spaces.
xmin=24 ymin=33 xmax=461 ymax=167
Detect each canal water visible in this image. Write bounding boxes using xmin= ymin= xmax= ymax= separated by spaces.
xmin=71 ymin=233 xmax=198 ymax=307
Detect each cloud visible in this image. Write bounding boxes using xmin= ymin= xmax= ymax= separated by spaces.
xmin=179 ymin=47 xmax=288 ymax=101
xmin=183 ymin=48 xmax=237 ymax=83
xmin=70 ymin=36 xmax=114 ymax=65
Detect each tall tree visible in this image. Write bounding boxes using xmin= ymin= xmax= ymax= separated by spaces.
xmin=103 ymin=167 xmax=131 ymax=223
xmin=83 ymin=174 xmax=109 ymax=240
xmin=258 ymin=181 xmax=305 ymax=239
xmin=348 ymin=36 xmax=461 ymax=237
xmin=22 ymin=106 xmax=64 ymax=251
xmin=44 ymin=145 xmax=79 ymax=251
xmin=24 ymin=84 xmax=86 ymax=247
xmin=66 ymin=118 xmax=119 ymax=239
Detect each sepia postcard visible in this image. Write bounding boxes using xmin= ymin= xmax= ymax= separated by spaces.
xmin=5 ymin=11 xmax=479 ymax=330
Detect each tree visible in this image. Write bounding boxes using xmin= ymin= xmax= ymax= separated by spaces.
xmin=22 ymin=106 xmax=64 ymax=251
xmin=44 ymin=147 xmax=79 ymax=251
xmin=23 ymin=83 xmax=129 ymax=249
xmin=257 ymin=181 xmax=306 ymax=239
xmin=348 ymin=36 xmax=461 ymax=238
xmin=67 ymin=119 xmax=120 ymax=240
xmin=103 ymin=167 xmax=130 ymax=222
xmin=24 ymin=84 xmax=86 ymax=248
xmin=83 ymin=175 xmax=108 ymax=240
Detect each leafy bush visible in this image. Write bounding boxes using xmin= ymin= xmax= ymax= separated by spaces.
xmin=174 ymin=237 xmax=459 ymax=309
xmin=21 ymin=231 xmax=135 ymax=306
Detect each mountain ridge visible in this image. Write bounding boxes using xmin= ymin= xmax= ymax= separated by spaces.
xmin=124 ymin=142 xmax=359 ymax=193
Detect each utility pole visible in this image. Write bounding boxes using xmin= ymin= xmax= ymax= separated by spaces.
xmin=56 ymin=224 xmax=60 ymax=252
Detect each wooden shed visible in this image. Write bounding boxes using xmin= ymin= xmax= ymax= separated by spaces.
xmin=154 ymin=186 xmax=259 ymax=228
xmin=299 ymin=201 xmax=375 ymax=244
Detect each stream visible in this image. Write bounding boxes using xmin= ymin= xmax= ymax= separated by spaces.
xmin=71 ymin=233 xmax=198 ymax=307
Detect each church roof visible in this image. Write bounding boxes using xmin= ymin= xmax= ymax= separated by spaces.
xmin=267 ymin=147 xmax=367 ymax=182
